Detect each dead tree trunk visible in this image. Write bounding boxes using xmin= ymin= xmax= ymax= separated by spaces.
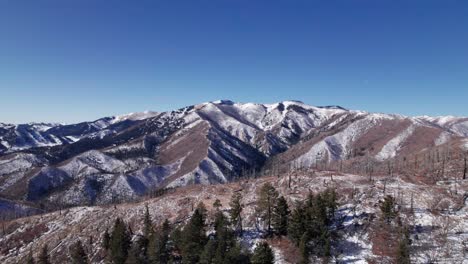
xmin=463 ymin=153 xmax=467 ymax=180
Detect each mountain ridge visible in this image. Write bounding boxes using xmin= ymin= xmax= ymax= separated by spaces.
xmin=1 ymin=100 xmax=467 ymax=209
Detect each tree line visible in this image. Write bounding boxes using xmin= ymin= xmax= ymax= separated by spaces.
xmin=25 ymin=183 xmax=341 ymax=264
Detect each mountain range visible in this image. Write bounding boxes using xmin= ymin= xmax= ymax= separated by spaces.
xmin=1 ymin=100 xmax=467 ymax=209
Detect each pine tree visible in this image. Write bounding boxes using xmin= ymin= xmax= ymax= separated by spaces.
xmin=109 ymin=218 xmax=132 ymax=264
xmin=102 ymin=228 xmax=110 ymax=250
xmin=213 ymin=199 xmax=222 ymax=211
xmin=288 ymin=202 xmax=305 ymax=246
xmin=380 ymin=195 xmax=397 ymax=223
xmin=143 ymin=204 xmax=153 ymax=239
xmin=229 ymin=192 xmax=243 ymax=234
xmin=181 ymin=204 xmax=208 ymax=264
xmin=298 ymin=233 xmax=309 ymax=264
xmin=149 ymin=219 xmax=171 ymax=264
xmin=396 ymin=226 xmax=411 ymax=264
xmin=70 ymin=240 xmax=88 ymax=264
xmin=256 ymin=183 xmax=279 ymax=235
xmin=25 ymin=250 xmax=35 ymax=264
xmin=125 ymin=237 xmax=145 ymax=264
xmin=251 ymin=242 xmax=274 ymax=264
xmin=272 ymin=196 xmax=289 ymax=236
xmin=37 ymin=245 xmax=50 ymax=264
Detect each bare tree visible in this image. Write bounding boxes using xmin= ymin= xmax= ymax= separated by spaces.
xmin=463 ymin=151 xmax=467 ymax=180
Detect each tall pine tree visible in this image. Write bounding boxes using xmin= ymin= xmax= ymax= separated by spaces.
xmin=109 ymin=218 xmax=132 ymax=264
xmin=181 ymin=203 xmax=208 ymax=264
xmin=272 ymin=196 xmax=289 ymax=236
xmin=256 ymin=183 xmax=279 ymax=235
xmin=229 ymin=192 xmax=243 ymax=234
xmin=148 ymin=219 xmax=171 ymax=264
xmin=251 ymin=242 xmax=274 ymax=264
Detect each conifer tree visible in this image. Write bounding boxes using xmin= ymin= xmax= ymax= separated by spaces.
xmin=37 ymin=245 xmax=50 ymax=264
xmin=181 ymin=204 xmax=208 ymax=264
xmin=298 ymin=233 xmax=309 ymax=264
xmin=102 ymin=228 xmax=110 ymax=250
xmin=256 ymin=183 xmax=279 ymax=235
xmin=149 ymin=219 xmax=171 ymax=264
xmin=213 ymin=199 xmax=222 ymax=211
xmin=396 ymin=226 xmax=412 ymax=264
xmin=109 ymin=218 xmax=132 ymax=264
xmin=272 ymin=196 xmax=289 ymax=236
xmin=288 ymin=202 xmax=305 ymax=246
xmin=70 ymin=240 xmax=88 ymax=264
xmin=143 ymin=204 xmax=153 ymax=239
xmin=125 ymin=237 xmax=145 ymax=264
xmin=251 ymin=242 xmax=274 ymax=264
xmin=229 ymin=192 xmax=243 ymax=234
xmin=380 ymin=195 xmax=397 ymax=223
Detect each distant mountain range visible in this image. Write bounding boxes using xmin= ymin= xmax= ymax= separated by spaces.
xmin=1 ymin=100 xmax=467 ymax=207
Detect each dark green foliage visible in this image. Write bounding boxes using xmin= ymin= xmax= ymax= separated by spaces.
xmin=180 ymin=203 xmax=208 ymax=264
xmin=298 ymin=233 xmax=309 ymax=264
xmin=200 ymin=211 xmax=241 ymax=264
xmin=251 ymin=242 xmax=274 ymax=264
xmin=109 ymin=218 xmax=132 ymax=264
xmin=69 ymin=240 xmax=88 ymax=264
xmin=102 ymin=228 xmax=110 ymax=250
xmin=126 ymin=236 xmax=146 ymax=264
xmin=272 ymin=196 xmax=289 ymax=236
xmin=287 ymin=189 xmax=338 ymax=259
xmin=256 ymin=183 xmax=279 ymax=235
xmin=37 ymin=244 xmax=50 ymax=264
xmin=396 ymin=226 xmax=412 ymax=264
xmin=213 ymin=199 xmax=222 ymax=211
xmin=288 ymin=202 xmax=306 ymax=246
xmin=229 ymin=192 xmax=243 ymax=234
xmin=143 ymin=204 xmax=153 ymax=239
xmin=148 ymin=219 xmax=171 ymax=264
xmin=380 ymin=195 xmax=397 ymax=223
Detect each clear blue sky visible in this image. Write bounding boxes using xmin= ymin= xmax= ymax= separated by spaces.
xmin=1 ymin=0 xmax=467 ymax=124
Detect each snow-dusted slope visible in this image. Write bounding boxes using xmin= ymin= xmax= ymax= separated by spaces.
xmin=1 ymin=100 xmax=467 ymax=207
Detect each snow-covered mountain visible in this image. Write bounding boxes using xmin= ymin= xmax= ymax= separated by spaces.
xmin=1 ymin=100 xmax=467 ymax=207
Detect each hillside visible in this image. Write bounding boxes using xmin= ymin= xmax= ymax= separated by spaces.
xmin=1 ymin=100 xmax=467 ymax=211
xmin=0 ymin=170 xmax=466 ymax=263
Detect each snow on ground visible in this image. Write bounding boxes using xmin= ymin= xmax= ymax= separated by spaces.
xmin=435 ymin=131 xmax=452 ymax=146
xmin=111 ymin=111 xmax=159 ymax=124
xmin=376 ymin=124 xmax=416 ymax=160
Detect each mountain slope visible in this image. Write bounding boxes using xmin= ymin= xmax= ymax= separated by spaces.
xmin=0 ymin=100 xmax=467 ymax=208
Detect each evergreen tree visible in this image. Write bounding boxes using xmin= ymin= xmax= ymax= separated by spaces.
xmin=25 ymin=250 xmax=35 ymax=264
xmin=125 ymin=237 xmax=145 ymax=264
xmin=380 ymin=195 xmax=397 ymax=223
xmin=102 ymin=228 xmax=110 ymax=250
xmin=256 ymin=183 xmax=279 ymax=235
xmin=298 ymin=233 xmax=309 ymax=264
xmin=272 ymin=196 xmax=289 ymax=236
xmin=322 ymin=188 xmax=337 ymax=220
xmin=143 ymin=204 xmax=153 ymax=239
xmin=69 ymin=240 xmax=88 ymax=264
xmin=213 ymin=199 xmax=222 ymax=211
xmin=149 ymin=219 xmax=171 ymax=264
xmin=396 ymin=226 xmax=411 ymax=264
xmin=229 ymin=192 xmax=243 ymax=234
xmin=181 ymin=204 xmax=208 ymax=264
xmin=251 ymin=242 xmax=274 ymax=264
xmin=37 ymin=245 xmax=50 ymax=264
xmin=288 ymin=202 xmax=305 ymax=246
xmin=109 ymin=218 xmax=132 ymax=264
